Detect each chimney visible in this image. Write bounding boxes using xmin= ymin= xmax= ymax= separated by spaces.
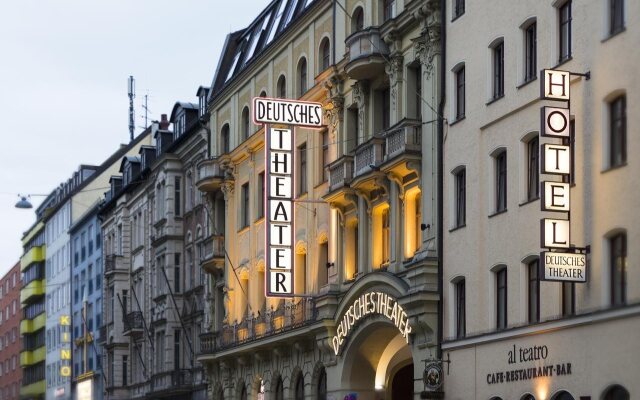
xmin=160 ymin=114 xmax=170 ymax=130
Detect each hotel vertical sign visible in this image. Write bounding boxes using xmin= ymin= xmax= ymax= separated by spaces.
xmin=253 ymin=97 xmax=323 ymax=297
xmin=539 ymin=69 xmax=587 ymax=283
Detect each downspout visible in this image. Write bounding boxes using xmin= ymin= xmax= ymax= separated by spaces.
xmin=437 ymin=0 xmax=446 ymax=360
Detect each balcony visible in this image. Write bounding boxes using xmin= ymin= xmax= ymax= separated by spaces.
xmin=328 ymin=155 xmax=354 ymax=192
xmin=196 ymin=158 xmax=225 ymax=192
xmin=200 ymin=235 xmax=225 ymax=274
xmin=20 ymin=312 xmax=46 ymax=335
xmin=21 ymin=279 xmax=45 ymax=304
xmin=150 ymin=369 xmax=194 ymax=396
xmin=344 ymin=27 xmax=390 ymax=80
xmin=20 ymin=245 xmax=45 ymax=271
xmin=199 ymin=298 xmax=317 ymax=354
xmin=20 ymin=346 xmax=46 ymax=366
xmin=123 ymin=311 xmax=144 ymax=337
xmin=353 ymin=136 xmax=385 ymax=178
xmin=20 ymin=380 xmax=46 ymax=398
xmin=381 ymin=119 xmax=422 ymax=177
xmin=105 ymin=254 xmax=126 ymax=275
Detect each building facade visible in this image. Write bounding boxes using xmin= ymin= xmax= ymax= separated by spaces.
xmin=70 ymin=204 xmax=104 ymax=400
xmin=20 ymin=221 xmax=47 ymax=400
xmin=442 ymin=0 xmax=638 ymax=399
xmin=0 ymin=262 xmax=22 ymax=400
xmin=99 ymin=112 xmax=209 ymax=400
xmin=197 ymin=0 xmax=443 ymax=399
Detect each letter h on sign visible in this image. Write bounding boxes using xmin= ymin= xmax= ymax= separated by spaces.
xmin=540 ymin=69 xmax=570 ymax=101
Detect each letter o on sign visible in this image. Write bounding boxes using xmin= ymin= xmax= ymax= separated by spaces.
xmin=541 ymin=106 xmax=570 ymax=138
xmin=548 ymin=110 xmax=567 ymax=133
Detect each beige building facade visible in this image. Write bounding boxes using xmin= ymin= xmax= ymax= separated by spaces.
xmin=442 ymin=0 xmax=638 ymax=399
xmin=197 ymin=0 xmax=443 ymax=399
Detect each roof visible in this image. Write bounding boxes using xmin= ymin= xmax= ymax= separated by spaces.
xmin=209 ymin=0 xmax=319 ymax=98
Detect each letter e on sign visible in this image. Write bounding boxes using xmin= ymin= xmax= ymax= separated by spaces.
xmin=540 ymin=69 xmax=570 ymax=100
xmin=541 ymin=181 xmax=570 ymax=212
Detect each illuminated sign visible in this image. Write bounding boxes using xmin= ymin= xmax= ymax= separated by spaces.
xmin=331 ymin=292 xmax=412 ymax=355
xmin=540 ymin=252 xmax=586 ymax=282
xmin=76 ymin=379 xmax=93 ymax=400
xmin=540 ymin=69 xmax=570 ymax=101
xmin=541 ymin=144 xmax=570 ymax=175
xmin=60 ymin=315 xmax=72 ymax=377
xmin=254 ymin=97 xmax=324 ymax=297
xmin=538 ymin=68 xmax=588 ymax=283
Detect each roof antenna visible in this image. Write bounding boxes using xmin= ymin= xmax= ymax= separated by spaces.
xmin=141 ymin=91 xmax=151 ymax=130
xmin=128 ymin=75 xmax=136 ymax=142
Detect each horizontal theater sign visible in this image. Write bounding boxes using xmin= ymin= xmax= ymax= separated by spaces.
xmin=253 ymin=97 xmax=324 ymax=297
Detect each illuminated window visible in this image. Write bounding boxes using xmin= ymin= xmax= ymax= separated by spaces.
xmin=528 ymin=259 xmax=540 ymax=323
xmin=610 ymin=232 xmax=627 ymax=306
xmin=382 ymin=208 xmax=390 ymax=265
xmin=558 ymin=1 xmax=572 ymax=62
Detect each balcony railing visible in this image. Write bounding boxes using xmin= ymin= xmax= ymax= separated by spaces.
xmin=199 ymin=298 xmax=317 ymax=354
xmin=196 ymin=158 xmax=225 ymax=192
xmin=150 ymin=369 xmax=193 ymax=393
xmin=384 ymin=120 xmax=422 ymax=159
xmin=123 ymin=311 xmax=144 ymax=336
xmin=345 ymin=27 xmax=389 ymax=80
xmin=104 ymin=255 xmax=125 ymax=274
xmin=354 ymin=136 xmax=385 ymax=177
xmin=328 ymin=155 xmax=354 ymax=192
xmin=199 ymin=235 xmax=225 ymax=274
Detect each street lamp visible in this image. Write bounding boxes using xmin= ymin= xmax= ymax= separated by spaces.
xmin=15 ymin=195 xmax=33 ymax=209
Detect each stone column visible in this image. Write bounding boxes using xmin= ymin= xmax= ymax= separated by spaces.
xmin=385 ymin=55 xmax=404 ymax=126
xmin=352 ymin=80 xmax=369 ymax=143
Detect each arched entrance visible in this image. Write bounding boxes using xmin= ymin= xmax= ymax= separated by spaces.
xmin=340 ymin=320 xmax=415 ymax=400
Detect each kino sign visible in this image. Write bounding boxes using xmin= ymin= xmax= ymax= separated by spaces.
xmin=253 ymin=97 xmax=324 ymax=297
xmin=539 ymin=69 xmax=587 ymax=283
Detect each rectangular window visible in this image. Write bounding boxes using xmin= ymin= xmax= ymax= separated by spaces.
xmin=562 ymin=282 xmax=575 ymax=316
xmin=383 ymin=0 xmax=395 ymax=21
xmin=492 ymin=41 xmax=504 ymax=99
xmin=496 ymin=268 xmax=507 ymax=330
xmin=528 ymin=137 xmax=539 ymax=200
xmin=610 ymin=0 xmax=624 ymax=35
xmin=298 ymin=143 xmax=307 ymax=195
xmin=382 ymin=87 xmax=391 ymax=130
xmin=610 ymin=233 xmax=627 ymax=306
xmin=174 ymin=176 xmax=181 ymax=217
xmin=528 ymin=259 xmax=540 ymax=323
xmin=455 ymin=169 xmax=466 ymax=227
xmin=322 ymin=131 xmax=329 ymax=182
xmin=257 ymin=172 xmax=265 ymax=219
xmin=122 ymin=355 xmax=128 ymax=386
xmin=610 ymin=95 xmax=627 ymax=168
xmin=174 ymin=253 xmax=181 ymax=294
xmin=241 ymin=183 xmax=250 ymax=228
xmin=524 ymin=22 xmax=537 ymax=82
xmin=559 ymin=1 xmax=572 ymax=62
xmin=174 ymin=330 xmax=181 ymax=370
xmin=496 ymin=151 xmax=507 ymax=212
xmin=454 ymin=0 xmax=465 ymax=18
xmin=455 ymin=66 xmax=465 ymax=120
xmin=455 ymin=279 xmax=466 ymax=338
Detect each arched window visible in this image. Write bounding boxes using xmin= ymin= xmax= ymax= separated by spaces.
xmin=320 ymin=38 xmax=331 ymax=71
xmin=603 ymin=385 xmax=630 ymax=400
xmin=352 ymin=7 xmax=364 ymax=32
xmin=297 ymin=58 xmax=308 ymax=97
xmin=275 ymin=377 xmax=284 ymax=400
xmin=221 ymin=124 xmax=230 ymax=154
xmin=241 ymin=106 xmax=250 ymax=141
xmin=551 ymin=391 xmax=575 ymax=400
xmin=295 ymin=374 xmax=304 ymax=400
xmin=521 ymin=394 xmax=535 ymax=400
xmin=277 ymin=75 xmax=287 ymax=98
xmin=259 ymin=90 xmax=267 ymax=98
xmin=317 ymin=368 xmax=327 ymax=400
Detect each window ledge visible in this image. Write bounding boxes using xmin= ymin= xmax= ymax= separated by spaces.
xmin=601 ymin=162 xmax=627 ymax=174
xmin=519 ymin=196 xmax=539 ymax=207
xmin=602 ymin=27 xmax=626 ymax=43
xmin=516 ymin=77 xmax=537 ymax=89
xmin=448 ymin=224 xmax=466 ymax=233
xmin=488 ymin=209 xmax=508 ymax=218
xmin=485 ymin=94 xmax=504 ymax=106
xmin=237 ymin=225 xmax=250 ymax=234
xmin=253 ymin=216 xmax=265 ymax=224
xmin=449 ymin=116 xmax=465 ymax=127
xmin=553 ymin=56 xmax=573 ymax=69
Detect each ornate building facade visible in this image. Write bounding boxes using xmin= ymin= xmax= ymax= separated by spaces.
xmin=197 ymin=0 xmax=443 ymax=399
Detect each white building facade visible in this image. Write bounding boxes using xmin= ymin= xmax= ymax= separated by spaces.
xmin=442 ymin=0 xmax=638 ymax=399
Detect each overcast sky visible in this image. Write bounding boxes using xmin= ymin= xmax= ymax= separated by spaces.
xmin=0 ymin=0 xmax=267 ymax=277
